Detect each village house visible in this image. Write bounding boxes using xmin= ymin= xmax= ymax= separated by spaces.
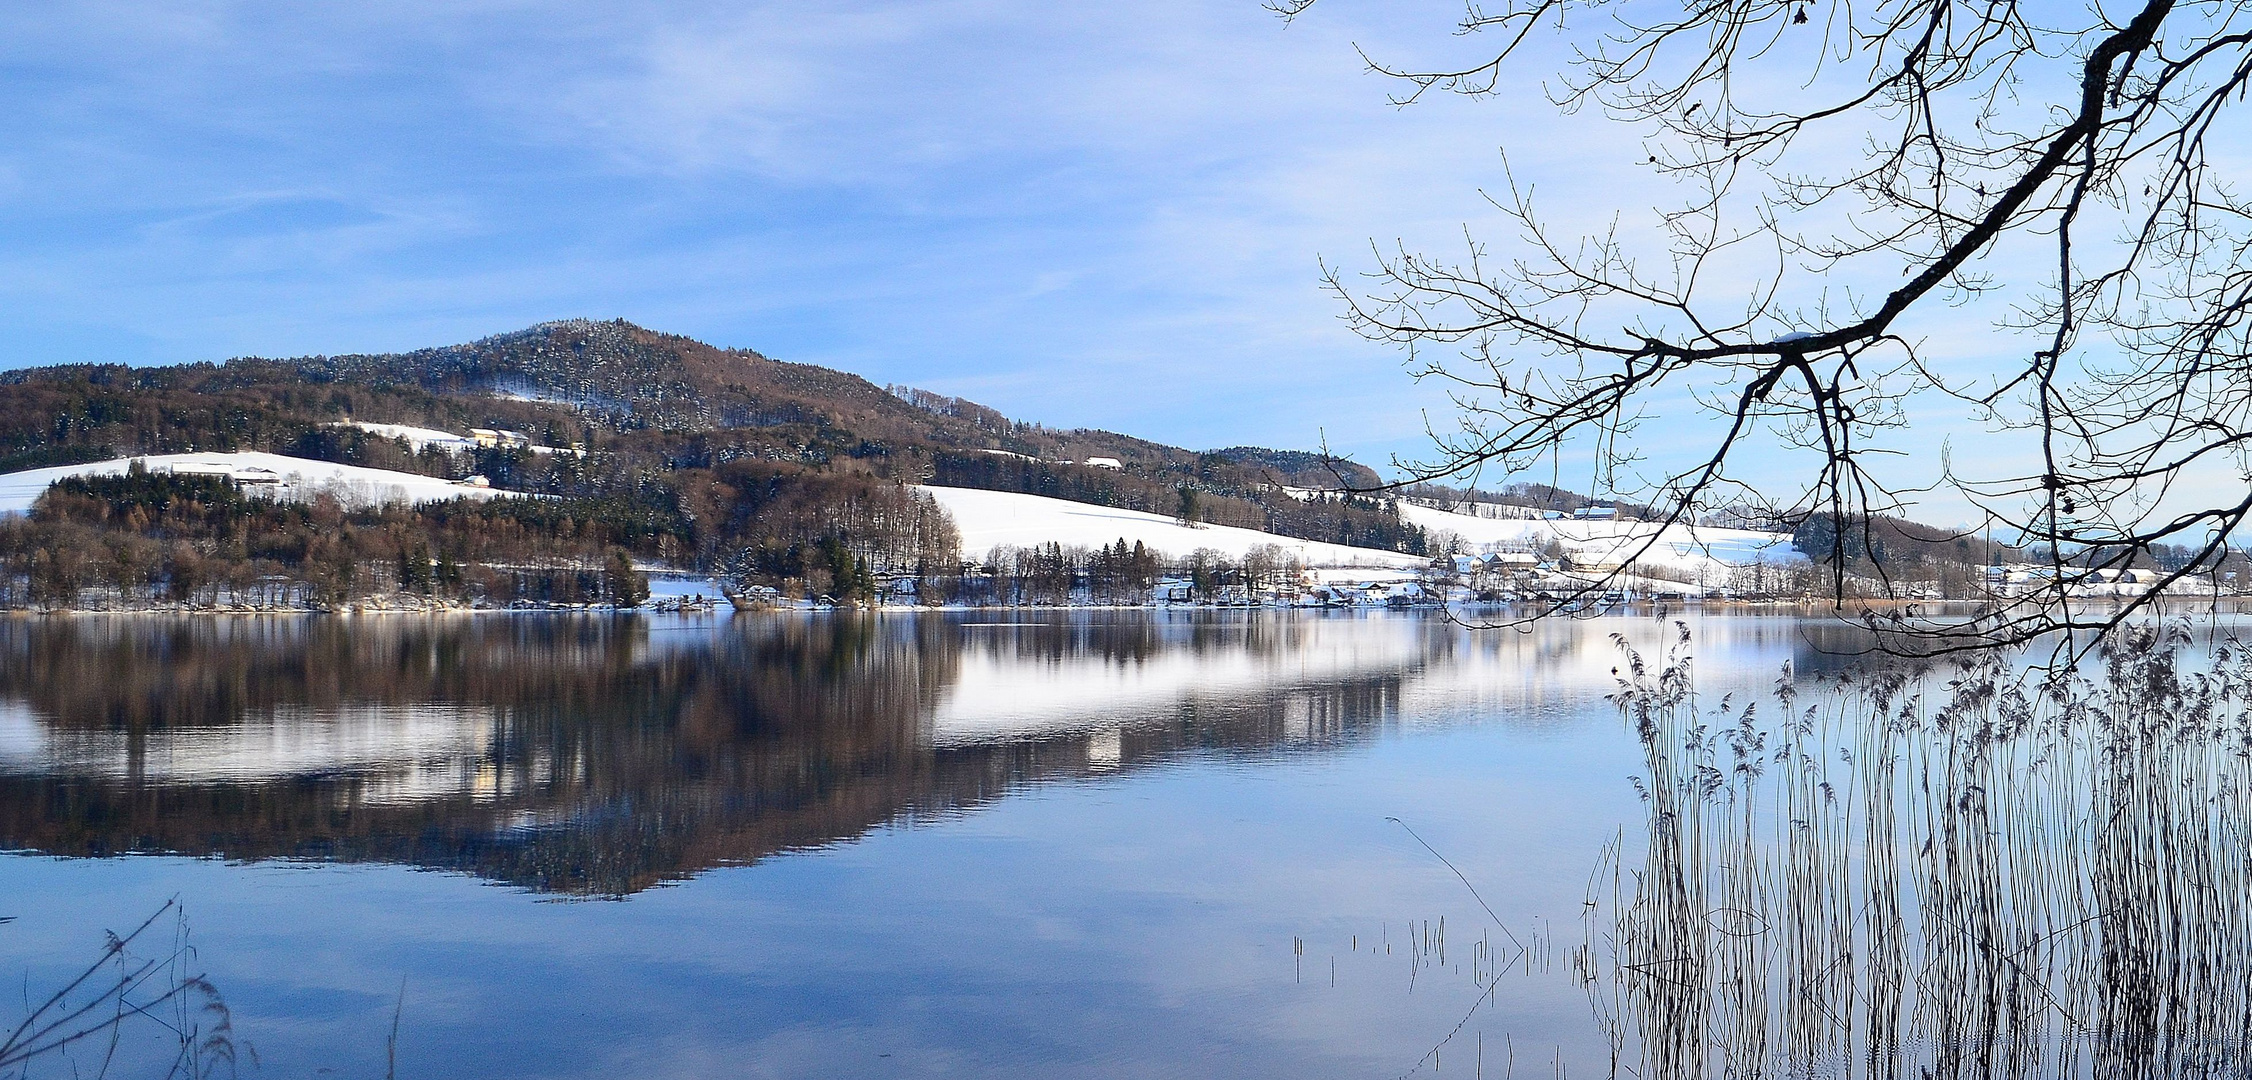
xmin=161 ymin=459 xmax=284 ymax=491
xmin=469 ymin=428 xmax=532 ymax=449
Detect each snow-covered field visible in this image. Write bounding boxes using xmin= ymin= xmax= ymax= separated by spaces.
xmin=922 ymin=486 xmax=1799 ymax=579
xmin=919 ymin=486 xmax=1427 ymax=568
xmin=345 ymin=421 xmax=574 ymax=456
xmin=1400 ymin=501 xmax=1802 ymax=579
xmin=0 ymin=452 xmax=527 ymax=514
xmin=344 ymin=421 xmax=476 ymax=451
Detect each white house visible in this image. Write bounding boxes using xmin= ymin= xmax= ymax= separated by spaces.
xmin=469 ymin=429 xmax=533 ymax=449
xmin=160 ymin=460 xmax=284 ymax=490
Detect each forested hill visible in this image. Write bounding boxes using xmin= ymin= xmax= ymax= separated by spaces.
xmin=291 ymin=319 xmax=1386 ymax=487
xmin=0 ymin=319 xmax=1418 ymax=605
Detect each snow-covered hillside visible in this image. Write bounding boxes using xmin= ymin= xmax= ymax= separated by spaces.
xmin=0 ymin=452 xmax=528 ymax=515
xmin=343 ymin=421 xmax=575 ymax=456
xmin=344 ymin=421 xmax=477 ymax=451
xmin=1399 ymin=501 xmax=1802 ymax=579
xmin=919 ymin=486 xmax=1426 ymax=568
xmin=921 ymin=486 xmax=1797 ymax=578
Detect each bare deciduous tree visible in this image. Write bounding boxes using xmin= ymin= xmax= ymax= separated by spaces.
xmin=1287 ymin=0 xmax=2252 ymax=651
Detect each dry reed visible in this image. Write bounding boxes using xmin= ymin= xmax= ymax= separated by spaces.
xmin=1581 ymin=620 xmax=2252 ymax=1079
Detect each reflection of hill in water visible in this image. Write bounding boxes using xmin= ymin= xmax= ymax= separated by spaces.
xmin=0 ymin=615 xmax=1430 ymax=894
xmin=0 ymin=613 xmax=1872 ymax=894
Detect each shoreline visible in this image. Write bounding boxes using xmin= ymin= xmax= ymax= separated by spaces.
xmin=14 ymin=595 xmax=2252 ymax=618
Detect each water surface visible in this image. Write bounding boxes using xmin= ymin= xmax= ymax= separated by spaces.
xmin=0 ymin=610 xmax=1864 ymax=1077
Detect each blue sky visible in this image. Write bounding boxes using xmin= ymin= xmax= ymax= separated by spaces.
xmin=0 ymin=1 xmax=1581 ymax=467
xmin=4 ymin=0 xmax=2143 ymax=529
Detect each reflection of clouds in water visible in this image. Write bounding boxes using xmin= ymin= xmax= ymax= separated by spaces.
xmin=0 ymin=704 xmax=500 ymax=803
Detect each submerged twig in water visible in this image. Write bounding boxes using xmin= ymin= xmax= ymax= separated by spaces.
xmin=0 ymin=898 xmax=247 ymax=1077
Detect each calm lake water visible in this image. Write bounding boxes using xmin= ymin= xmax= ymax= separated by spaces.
xmin=0 ymin=611 xmax=1972 ymax=1076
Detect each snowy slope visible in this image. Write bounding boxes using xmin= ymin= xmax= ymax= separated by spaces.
xmin=919 ymin=486 xmax=1427 ymax=568
xmin=0 ymin=452 xmax=528 ymax=515
xmin=1400 ymin=501 xmax=1801 ymax=579
xmin=344 ymin=422 xmax=476 ymax=451
xmin=345 ymin=421 xmax=574 ymax=456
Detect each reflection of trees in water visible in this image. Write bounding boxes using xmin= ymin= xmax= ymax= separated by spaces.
xmin=0 ymin=614 xmax=1425 ymax=894
xmin=1586 ymin=624 xmax=2252 ymax=1079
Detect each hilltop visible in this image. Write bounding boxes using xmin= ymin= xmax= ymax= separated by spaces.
xmin=274 ymin=319 xmax=1384 ymax=486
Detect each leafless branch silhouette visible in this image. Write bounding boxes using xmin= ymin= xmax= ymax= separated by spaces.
xmin=1290 ymin=0 xmax=2252 ymax=653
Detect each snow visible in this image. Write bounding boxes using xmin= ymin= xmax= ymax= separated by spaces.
xmin=0 ymin=452 xmax=533 ymax=515
xmin=1400 ymin=501 xmax=1802 ymax=580
xmin=1304 ymin=567 xmax=1421 ymax=586
xmin=919 ymin=485 xmax=1427 ymax=568
xmin=643 ymin=572 xmax=726 ymax=602
xmin=1399 ymin=496 xmax=1548 ymax=521
xmin=344 ymin=421 xmax=476 ymax=451
xmin=351 ymin=421 xmax=578 ymax=456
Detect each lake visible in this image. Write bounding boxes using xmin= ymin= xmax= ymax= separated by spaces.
xmin=0 ymin=610 xmax=2236 ymax=1078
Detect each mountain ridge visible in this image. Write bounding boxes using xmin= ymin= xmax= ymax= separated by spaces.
xmin=261 ymin=317 xmax=1384 ymax=487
